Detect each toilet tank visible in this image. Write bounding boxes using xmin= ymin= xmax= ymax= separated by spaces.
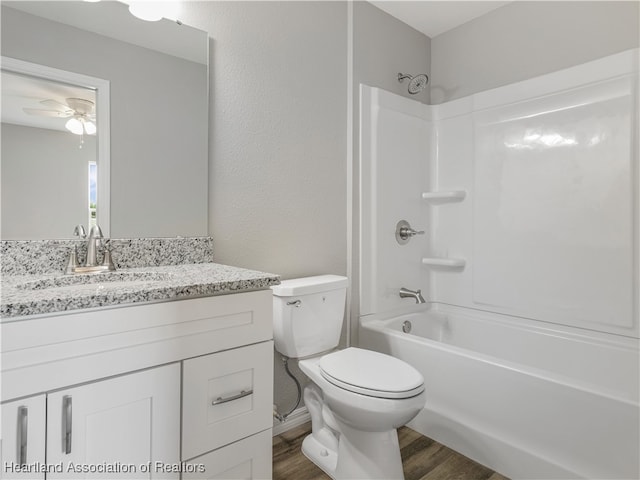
xmin=271 ymin=275 xmax=348 ymax=358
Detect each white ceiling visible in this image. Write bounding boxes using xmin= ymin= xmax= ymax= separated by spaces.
xmin=370 ymin=1 xmax=510 ymax=38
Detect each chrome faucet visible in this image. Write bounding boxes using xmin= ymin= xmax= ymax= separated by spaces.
xmin=65 ymin=224 xmax=115 ymax=274
xmin=86 ymin=225 xmax=103 ymax=267
xmin=399 ymin=287 xmax=426 ymax=304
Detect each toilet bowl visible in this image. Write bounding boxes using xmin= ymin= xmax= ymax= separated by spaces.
xmin=300 ymin=349 xmax=426 ymax=479
xmin=272 ymin=276 xmax=426 ymax=479
xmin=302 ymin=348 xmax=426 ymax=430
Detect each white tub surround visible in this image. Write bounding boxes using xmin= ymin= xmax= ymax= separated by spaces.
xmin=360 ymin=48 xmax=639 ymax=339
xmin=359 ymin=49 xmax=639 ymax=479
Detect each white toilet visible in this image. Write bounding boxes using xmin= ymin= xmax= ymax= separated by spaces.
xmin=272 ymin=275 xmax=426 ymax=480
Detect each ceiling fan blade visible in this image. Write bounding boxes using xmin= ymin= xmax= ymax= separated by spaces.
xmin=23 ymin=108 xmax=72 ymax=118
xmin=66 ymin=98 xmax=95 ymax=115
xmin=40 ymin=99 xmax=72 ymax=112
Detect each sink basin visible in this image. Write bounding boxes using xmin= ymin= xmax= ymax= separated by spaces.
xmin=16 ymin=271 xmax=172 ymax=291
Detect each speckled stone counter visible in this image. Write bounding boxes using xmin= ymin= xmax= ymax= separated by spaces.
xmin=1 ymin=237 xmax=280 ymax=319
xmin=1 ymin=237 xmax=216 ymax=275
xmin=1 ymin=263 xmax=280 ymax=319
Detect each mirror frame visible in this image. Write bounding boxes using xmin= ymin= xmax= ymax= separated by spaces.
xmin=1 ymin=56 xmax=111 ymax=237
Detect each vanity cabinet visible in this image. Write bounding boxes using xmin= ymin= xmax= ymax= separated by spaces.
xmin=1 ymin=290 xmax=274 ymax=480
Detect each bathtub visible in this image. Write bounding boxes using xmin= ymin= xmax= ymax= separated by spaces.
xmin=359 ymin=305 xmax=639 ymax=479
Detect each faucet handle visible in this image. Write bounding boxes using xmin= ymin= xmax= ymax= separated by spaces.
xmin=102 ymin=250 xmax=116 ymax=271
xmin=65 ymin=250 xmax=79 ymax=275
xmin=73 ymin=224 xmax=86 ymax=239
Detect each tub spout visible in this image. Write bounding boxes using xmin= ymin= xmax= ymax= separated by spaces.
xmin=399 ymin=287 xmax=426 ymax=304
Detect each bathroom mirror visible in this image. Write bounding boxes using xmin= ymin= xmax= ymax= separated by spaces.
xmin=1 ymin=1 xmax=209 ymax=240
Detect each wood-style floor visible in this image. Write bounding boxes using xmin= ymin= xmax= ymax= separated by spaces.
xmin=273 ymin=422 xmax=510 ymax=480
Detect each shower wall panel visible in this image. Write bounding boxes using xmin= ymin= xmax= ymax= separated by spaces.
xmin=360 ymin=85 xmax=432 ymax=316
xmin=473 ymin=78 xmax=634 ymax=334
xmin=433 ymin=49 xmax=638 ymax=338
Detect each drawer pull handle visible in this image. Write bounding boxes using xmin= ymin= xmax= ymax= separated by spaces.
xmin=212 ymin=389 xmax=253 ymax=406
xmin=17 ymin=406 xmax=28 ymax=465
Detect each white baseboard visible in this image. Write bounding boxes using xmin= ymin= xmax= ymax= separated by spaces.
xmin=272 ymin=406 xmax=310 ymax=436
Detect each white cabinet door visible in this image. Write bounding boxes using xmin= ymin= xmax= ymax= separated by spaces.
xmin=47 ymin=364 xmax=180 ymax=479
xmin=1 ymin=395 xmax=46 ymax=480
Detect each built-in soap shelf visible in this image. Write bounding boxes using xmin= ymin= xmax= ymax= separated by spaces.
xmin=422 ymin=190 xmax=466 ymax=202
xmin=422 ymin=257 xmax=466 ymax=268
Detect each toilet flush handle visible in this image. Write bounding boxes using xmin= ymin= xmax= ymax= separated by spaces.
xmin=287 ymin=300 xmax=302 ymax=307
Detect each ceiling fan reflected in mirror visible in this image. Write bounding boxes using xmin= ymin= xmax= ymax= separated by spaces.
xmin=23 ymin=97 xmax=96 ymax=135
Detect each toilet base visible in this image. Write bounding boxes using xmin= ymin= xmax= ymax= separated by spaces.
xmin=302 ymin=434 xmax=338 ymax=479
xmin=299 ymin=361 xmax=415 ymax=480
xmin=302 ymin=423 xmax=405 ymax=480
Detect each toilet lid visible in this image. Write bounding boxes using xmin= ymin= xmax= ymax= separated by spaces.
xmin=319 ymin=348 xmax=424 ymax=399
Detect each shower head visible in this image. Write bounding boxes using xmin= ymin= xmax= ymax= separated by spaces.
xmin=397 ymin=73 xmax=429 ymax=94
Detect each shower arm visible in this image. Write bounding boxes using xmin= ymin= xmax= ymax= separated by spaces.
xmin=397 ymin=73 xmax=412 ymax=83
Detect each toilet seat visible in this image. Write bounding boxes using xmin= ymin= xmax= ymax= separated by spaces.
xmin=319 ymin=347 xmax=424 ymax=399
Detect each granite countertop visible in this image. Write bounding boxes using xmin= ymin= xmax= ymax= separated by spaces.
xmin=1 ymin=263 xmax=280 ymax=319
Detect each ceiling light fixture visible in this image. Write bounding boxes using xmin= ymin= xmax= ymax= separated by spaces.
xmin=84 ymin=120 xmax=97 ymax=135
xmin=65 ymin=116 xmax=97 ymax=136
xmin=65 ymin=117 xmax=84 ymax=135
xmin=85 ymin=1 xmax=181 ymax=23
xmin=128 ymin=2 xmax=163 ymax=22
xmin=126 ymin=1 xmax=181 ymax=22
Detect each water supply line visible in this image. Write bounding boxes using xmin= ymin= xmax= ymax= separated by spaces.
xmin=273 ymin=356 xmax=302 ymax=422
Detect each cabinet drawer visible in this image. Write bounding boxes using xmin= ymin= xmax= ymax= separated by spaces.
xmin=182 ymin=341 xmax=274 ymax=461
xmin=182 ymin=429 xmax=272 ymax=480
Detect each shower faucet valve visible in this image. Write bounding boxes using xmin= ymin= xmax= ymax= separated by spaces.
xmin=395 ymin=220 xmax=425 ymax=245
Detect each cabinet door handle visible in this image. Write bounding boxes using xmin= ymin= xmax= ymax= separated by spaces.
xmin=212 ymin=389 xmax=253 ymax=406
xmin=62 ymin=396 xmax=72 ymax=454
xmin=17 ymin=406 xmax=28 ymax=465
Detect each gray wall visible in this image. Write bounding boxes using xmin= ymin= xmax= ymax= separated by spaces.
xmin=2 ymin=123 xmax=95 ymax=239
xmin=1 ymin=6 xmax=208 ymax=238
xmin=430 ymin=1 xmax=640 ymax=104
xmin=351 ymin=1 xmax=430 ymax=344
xmin=177 ymin=0 xmax=431 ymax=421
xmin=354 ymin=2 xmax=431 ymax=104
xmin=180 ymin=1 xmax=348 ymax=279
xmin=179 ymin=0 xmax=349 ymax=420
